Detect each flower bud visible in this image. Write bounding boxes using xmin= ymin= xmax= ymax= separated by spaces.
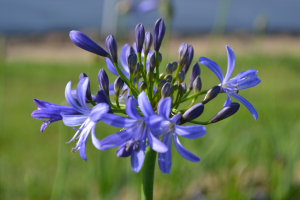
xmin=161 ymin=82 xmax=172 ymax=97
xmin=69 ymin=30 xmax=109 ymax=57
xmin=177 ymin=70 xmax=185 ymax=84
xmin=182 ymin=45 xmax=194 ymax=73
xmin=139 ymin=81 xmax=147 ymax=92
xmin=193 ymin=76 xmax=202 ymax=94
xmin=164 ymin=74 xmax=173 ymax=83
xmin=126 ymin=46 xmax=135 ymax=59
xmin=134 ymin=62 xmax=141 ymax=75
xmin=105 ymin=35 xmax=118 ymax=63
xmin=172 ymin=61 xmax=178 ymax=72
xmin=178 ymin=82 xmax=187 ymax=95
xmin=148 ymin=51 xmax=156 ymax=71
xmin=157 ymin=79 xmax=167 ymax=91
xmin=153 ymin=18 xmax=166 ymax=51
xmin=179 ymin=103 xmax=204 ymax=124
xmin=189 ymin=62 xmax=201 ymax=90
xmin=159 ymin=73 xmax=165 ymax=80
xmin=210 ymin=103 xmax=240 ymax=123
xmin=165 ymin=63 xmax=173 ymax=74
xmin=114 ymin=76 xmax=124 ymax=97
xmin=96 ymin=90 xmax=112 ymax=113
xmin=152 ymin=73 xmax=156 ymax=82
xmin=178 ymin=42 xmax=188 ymax=66
xmin=79 ymin=73 xmax=92 ymax=101
xmin=143 ymin=31 xmax=153 ymax=55
xmin=98 ymin=69 xmax=109 ymax=96
xmin=127 ymin=53 xmax=138 ymax=74
xmin=135 ymin=23 xmax=145 ymax=53
xmin=202 ymin=86 xmax=221 ymax=104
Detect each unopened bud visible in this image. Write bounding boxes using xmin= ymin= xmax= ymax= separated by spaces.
xmin=180 ymin=103 xmax=204 ymax=124
xmin=161 ymin=82 xmax=172 ymax=97
xmin=182 ymin=45 xmax=194 ymax=73
xmin=189 ymin=62 xmax=201 ymax=90
xmin=210 ymin=103 xmax=240 ymax=123
xmin=135 ymin=23 xmax=145 ymax=53
xmin=114 ymin=76 xmax=124 ymax=97
xmin=134 ymin=62 xmax=140 ymax=75
xmin=178 ymin=42 xmax=188 ymax=66
xmin=202 ymin=86 xmax=221 ymax=104
xmin=139 ymin=81 xmax=147 ymax=91
xmin=193 ymin=76 xmax=202 ymax=93
xmin=177 ymin=70 xmax=185 ymax=84
xmin=148 ymin=51 xmax=156 ymax=71
xmin=157 ymin=79 xmax=167 ymax=91
xmin=166 ymin=63 xmax=173 ymax=74
xmin=105 ymin=35 xmax=118 ymax=63
xmin=127 ymin=54 xmax=138 ymax=73
xmin=96 ymin=90 xmax=112 ymax=113
xmin=153 ymin=18 xmax=166 ymax=51
xmin=172 ymin=61 xmax=178 ymax=72
xmin=143 ymin=31 xmax=153 ymax=55
xmin=164 ymin=74 xmax=173 ymax=83
xmin=178 ymin=82 xmax=187 ymax=95
xmin=159 ymin=73 xmax=165 ymax=80
xmin=98 ymin=69 xmax=109 ymax=96
xmin=126 ymin=46 xmax=135 ymax=59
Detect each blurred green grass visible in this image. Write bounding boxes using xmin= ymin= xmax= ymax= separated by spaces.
xmin=1 ymin=53 xmax=300 ymax=200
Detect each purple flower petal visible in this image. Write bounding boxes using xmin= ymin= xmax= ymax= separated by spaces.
xmin=144 ymin=115 xmax=169 ymax=130
xmin=175 ymin=125 xmax=206 ymax=139
xmin=223 ymin=90 xmax=232 ymax=107
xmin=76 ymin=78 xmax=90 ymax=110
xmin=65 ymin=81 xmax=87 ymax=114
xmin=173 ymin=135 xmax=200 ymax=162
xmin=131 ymin=139 xmax=146 ymax=173
xmin=223 ymin=46 xmax=236 ymax=83
xmin=199 ymin=57 xmax=224 ymax=83
xmin=126 ymin=97 xmax=141 ymax=120
xmin=147 ymin=130 xmax=168 ymax=153
xmin=91 ymin=126 xmax=102 ymax=150
xmin=109 ymin=83 xmax=115 ymax=95
xmin=138 ymin=91 xmax=155 ymax=117
xmin=230 ymin=93 xmax=258 ymax=120
xmin=98 ymin=113 xmax=137 ymax=128
xmin=120 ymin=44 xmax=130 ymax=72
xmin=158 ymin=134 xmax=172 ymax=174
xmin=237 ymin=76 xmax=261 ymax=90
xmin=158 ymin=97 xmax=171 ymax=120
xmin=61 ymin=114 xmax=88 ymax=127
xmin=106 ymin=58 xmax=119 ymax=76
xmin=90 ymin=103 xmax=110 ymax=122
xmin=79 ymin=142 xmax=88 ymax=161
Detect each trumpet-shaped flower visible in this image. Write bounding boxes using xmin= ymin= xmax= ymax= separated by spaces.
xmin=62 ymin=77 xmax=109 ymax=161
xmin=199 ymin=45 xmax=261 ymax=120
xmin=91 ymin=91 xmax=167 ymax=172
xmin=145 ymin=97 xmax=206 ymax=174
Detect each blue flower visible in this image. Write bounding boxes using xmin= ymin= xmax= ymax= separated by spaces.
xmin=62 ymin=77 xmax=109 ymax=161
xmin=199 ymin=45 xmax=261 ymax=120
xmin=91 ymin=91 xmax=167 ymax=172
xmin=31 ymin=99 xmax=79 ymax=132
xmin=145 ymin=97 xmax=206 ymax=174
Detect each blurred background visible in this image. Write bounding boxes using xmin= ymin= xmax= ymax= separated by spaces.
xmin=1 ymin=0 xmax=300 ymax=199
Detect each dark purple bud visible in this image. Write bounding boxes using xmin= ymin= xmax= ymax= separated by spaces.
xmin=96 ymin=90 xmax=112 ymax=113
xmin=116 ymin=143 xmax=132 ymax=157
xmin=210 ymin=103 xmax=240 ymax=123
xmin=178 ymin=82 xmax=187 ymax=95
xmin=139 ymin=81 xmax=147 ymax=92
xmin=69 ymin=30 xmax=108 ymax=57
xmin=182 ymin=45 xmax=194 ymax=73
xmin=127 ymin=54 xmax=138 ymax=73
xmin=189 ymin=62 xmax=201 ymax=90
xmin=157 ymin=79 xmax=167 ymax=91
xmin=161 ymin=82 xmax=172 ymax=97
xmin=202 ymin=86 xmax=221 ymax=104
xmin=134 ymin=62 xmax=140 ymax=75
xmin=135 ymin=23 xmax=145 ymax=53
xmin=172 ymin=61 xmax=178 ymax=72
xmin=148 ymin=51 xmax=156 ymax=71
xmin=165 ymin=63 xmax=173 ymax=74
xmin=177 ymin=70 xmax=185 ymax=84
xmin=79 ymin=73 xmax=92 ymax=101
xmin=193 ymin=76 xmax=202 ymax=93
xmin=178 ymin=43 xmax=188 ymax=66
xmin=164 ymin=74 xmax=173 ymax=83
xmin=126 ymin=46 xmax=135 ymax=59
xmin=98 ymin=69 xmax=109 ymax=96
xmin=114 ymin=76 xmax=124 ymax=97
xmin=153 ymin=18 xmax=166 ymax=51
xmin=143 ymin=31 xmax=153 ymax=55
xmin=105 ymin=35 xmax=118 ymax=63
xmin=180 ymin=103 xmax=204 ymax=124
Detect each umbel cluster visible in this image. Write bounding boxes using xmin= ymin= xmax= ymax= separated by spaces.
xmin=31 ymin=18 xmax=261 ymax=174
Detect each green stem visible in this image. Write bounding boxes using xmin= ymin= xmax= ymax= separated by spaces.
xmin=112 ymin=109 xmax=126 ymax=114
xmin=180 ymin=90 xmax=208 ymax=103
xmin=189 ymin=120 xmax=212 ymax=125
xmin=116 ymin=96 xmax=121 ymax=108
xmin=141 ymin=147 xmax=157 ymax=200
xmin=155 ymin=51 xmax=160 ymax=85
xmin=172 ymin=64 xmax=182 ymax=85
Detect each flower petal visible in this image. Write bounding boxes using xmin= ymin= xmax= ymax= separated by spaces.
xmin=237 ymin=76 xmax=261 ymax=90
xmin=91 ymin=126 xmax=102 ymax=150
xmin=76 ymin=77 xmax=90 ymax=110
xmin=230 ymin=93 xmax=258 ymax=120
xmin=144 ymin=115 xmax=170 ymax=131
xmin=131 ymin=139 xmax=146 ymax=173
xmin=147 ymin=130 xmax=168 ymax=153
xmin=173 ymin=135 xmax=200 ymax=162
xmin=175 ymin=124 xmax=206 ymax=139
xmin=79 ymin=142 xmax=88 ymax=161
xmin=106 ymin=58 xmax=119 ymax=76
xmin=126 ymin=97 xmax=141 ymax=119
xmin=65 ymin=81 xmax=86 ymax=113
xmin=109 ymin=83 xmax=115 ymax=95
xmin=99 ymin=113 xmax=137 ymax=128
xmin=120 ymin=44 xmax=129 ymax=72
xmin=158 ymin=97 xmax=171 ymax=120
xmin=90 ymin=103 xmax=110 ymax=122
xmin=223 ymin=46 xmax=236 ymax=83
xmin=138 ymin=91 xmax=155 ymax=117
xmin=61 ymin=114 xmax=88 ymax=127
xmin=199 ymin=57 xmax=224 ymax=83
xmin=100 ymin=126 xmax=136 ymax=150
xmin=158 ymin=134 xmax=172 ymax=174
xmin=223 ymin=90 xmax=232 ymax=107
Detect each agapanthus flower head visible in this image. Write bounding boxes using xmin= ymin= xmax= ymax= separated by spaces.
xmin=199 ymin=46 xmax=261 ymax=120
